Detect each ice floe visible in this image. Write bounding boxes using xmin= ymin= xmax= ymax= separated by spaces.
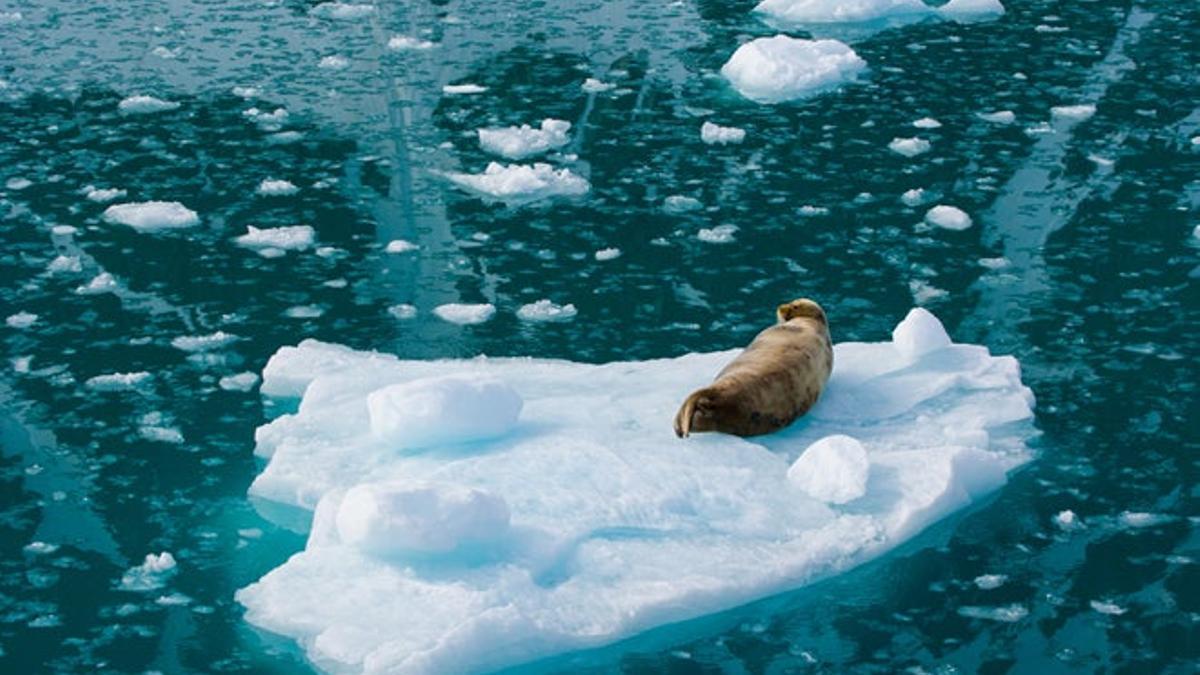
xmin=901 ymin=188 xmax=928 ymax=206
xmin=234 ymin=225 xmax=315 ymax=254
xmin=443 ymin=83 xmax=488 ymax=95
xmin=388 ymin=36 xmax=435 ymax=51
xmin=85 ymin=186 xmax=128 ymax=203
xmin=979 ymin=110 xmax=1016 ymax=124
xmin=388 ymin=304 xmax=418 ymax=320
xmin=478 ymin=119 xmax=571 ymax=160
xmin=85 ymin=372 xmax=152 ymax=392
xmin=912 ymin=117 xmax=942 ymax=129
xmin=889 ymin=137 xmax=931 ymax=157
xmin=75 ymin=272 xmax=119 ymax=295
xmin=118 ymin=95 xmax=181 ymax=114
xmin=171 ymin=332 xmax=238 ymax=353
xmin=701 ymin=121 xmax=747 ymax=145
xmin=754 ymin=0 xmax=929 ymax=24
xmin=257 ymin=179 xmax=299 ymax=196
xmin=318 ymin=55 xmax=350 ymax=70
xmin=5 ymin=312 xmax=37 ymax=329
xmin=938 ymin=0 xmax=1006 ymax=20
xmin=516 ymin=300 xmax=578 ymax=323
xmin=5 ymin=177 xmax=31 ymax=190
xmin=433 ymin=303 xmax=496 ymax=325
xmin=594 ymin=247 xmax=621 ymax=261
xmin=581 ymin=78 xmax=616 ymax=93
xmin=119 ymin=553 xmax=177 ymax=591
xmin=309 ymin=2 xmax=375 ymax=20
xmin=103 ymin=201 xmax=199 ymax=232
xmin=698 ymin=224 xmax=739 ymax=243
xmin=238 ymin=308 xmax=1036 ymax=674
xmin=385 ymin=239 xmax=419 ymax=254
xmin=220 ymin=372 xmax=261 ymax=392
xmin=445 ymin=163 xmax=589 ymax=204
xmin=46 ymin=254 xmax=81 ymax=274
xmin=721 ymin=36 xmax=866 ymax=104
xmin=924 ymin=204 xmax=973 ymax=230
xmin=664 ymin=195 xmax=704 ymax=214
xmin=1050 ymin=104 xmax=1097 ymax=123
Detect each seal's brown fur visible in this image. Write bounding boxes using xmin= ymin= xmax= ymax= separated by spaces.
xmin=674 ymin=299 xmax=833 ymax=438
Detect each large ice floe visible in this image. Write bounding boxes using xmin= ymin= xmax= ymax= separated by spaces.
xmin=721 ymin=36 xmax=866 ymax=104
xmin=445 ymin=162 xmax=589 ymax=205
xmin=238 ymin=308 xmax=1035 ymax=674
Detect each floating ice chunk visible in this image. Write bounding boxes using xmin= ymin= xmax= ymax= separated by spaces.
xmin=446 ymin=163 xmax=589 ymax=204
xmin=1053 ymin=509 xmax=1083 ymax=531
xmin=86 ymin=372 xmax=152 ymax=392
xmin=335 ymin=481 xmax=512 ymax=555
xmin=978 ymin=256 xmax=1010 ymax=270
xmin=938 ymin=0 xmax=1005 ymax=19
xmin=889 ymin=137 xmax=931 ymax=157
xmin=24 ymin=542 xmax=59 ymax=555
xmin=979 ymin=110 xmax=1015 ymax=124
xmin=367 ymin=375 xmax=523 ymax=450
xmin=47 ymin=255 xmax=83 ymax=274
xmin=1050 ymin=104 xmax=1096 ymax=122
xmin=52 ymin=225 xmax=78 ymax=237
xmin=799 ymin=204 xmax=830 ymax=216
xmin=958 ymin=604 xmax=1027 ymax=622
xmin=1090 ymin=600 xmax=1126 ymax=616
xmin=171 ymin=331 xmax=238 ymax=353
xmin=754 ymin=0 xmax=930 ymax=24
xmin=243 ymin=107 xmax=289 ymax=131
xmin=913 ymin=117 xmax=942 ymax=129
xmin=0 ymin=11 xmax=22 ymax=23
xmin=701 ymin=121 xmax=746 ymax=145
xmin=318 ymin=55 xmax=349 ymax=70
xmin=787 ymin=435 xmax=870 ymax=504
xmin=5 ymin=177 xmax=31 ymax=190
xmin=516 ymin=299 xmax=577 ymax=323
xmin=385 ymin=239 xmax=419 ymax=254
xmin=924 ymin=204 xmax=973 ymax=230
xmin=85 ymin=187 xmax=127 ymax=202
xmin=721 ymin=36 xmax=866 ymax=104
xmin=76 ymin=272 xmax=119 ymax=295
xmin=118 ymin=96 xmax=180 ymax=114
xmin=664 ymin=195 xmax=704 ymax=214
xmin=1118 ymin=511 xmax=1171 ymax=528
xmin=310 ymin=2 xmax=375 ymax=19
xmin=595 ymin=247 xmax=621 ymax=261
xmin=234 ymin=225 xmax=315 ymax=254
xmin=220 ymin=372 xmax=261 ymax=392
xmin=974 ymin=574 xmax=1007 ymax=589
xmin=478 ymin=119 xmax=571 ymax=160
xmin=141 ymin=425 xmax=184 ymax=444
xmin=698 ymin=224 xmax=739 ymax=243
xmin=387 ymin=304 xmax=418 ymax=320
xmin=267 ymin=131 xmax=304 ymax=145
xmin=120 ymin=552 xmax=177 ymax=591
xmin=892 ymin=307 xmax=952 ymax=360
xmin=901 ymin=188 xmax=927 ymax=206
xmin=285 ymin=305 xmax=325 ymax=319
xmin=582 ymin=78 xmax=616 ymax=93
xmin=257 ymin=179 xmax=299 ymax=196
xmin=443 ymin=83 xmax=488 ymax=95
xmin=103 ymin=201 xmax=199 ymax=232
xmin=388 ymin=35 xmax=435 ymax=50
xmin=6 ymin=312 xmax=37 ymax=329
xmin=232 ymin=86 xmax=260 ymax=98
xmin=909 ymin=280 xmax=947 ymax=305
xmin=433 ymin=303 xmax=495 ymax=325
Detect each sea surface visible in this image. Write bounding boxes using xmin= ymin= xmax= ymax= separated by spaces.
xmin=1 ymin=0 xmax=1197 ymax=672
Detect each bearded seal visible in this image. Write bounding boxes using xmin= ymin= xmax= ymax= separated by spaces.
xmin=674 ymin=298 xmax=833 ymax=438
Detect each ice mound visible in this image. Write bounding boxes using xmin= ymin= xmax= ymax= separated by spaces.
xmin=445 ymin=162 xmax=589 ymax=204
xmin=721 ymin=36 xmax=866 ymax=104
xmin=367 ymin=375 xmax=523 ymax=450
xmin=755 ymin=0 xmax=929 ymax=24
xmin=787 ymin=434 xmax=870 ymax=503
xmin=891 ymin=307 xmax=952 ymax=360
xmin=238 ymin=308 xmax=1036 ymax=674
xmin=478 ymin=119 xmax=571 ymax=160
xmin=103 ymin=201 xmax=199 ymax=231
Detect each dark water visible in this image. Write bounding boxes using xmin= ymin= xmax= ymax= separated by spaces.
xmin=1 ymin=0 xmax=1197 ymax=672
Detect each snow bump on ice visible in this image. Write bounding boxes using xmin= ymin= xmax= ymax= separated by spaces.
xmin=103 ymin=201 xmax=199 ymax=232
xmin=238 ymin=308 xmax=1036 ymax=674
xmin=721 ymin=36 xmax=866 ymax=104
xmin=478 ymin=119 xmax=571 ymax=160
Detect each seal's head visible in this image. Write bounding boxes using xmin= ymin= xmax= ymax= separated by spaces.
xmin=776 ymin=298 xmax=827 ymax=325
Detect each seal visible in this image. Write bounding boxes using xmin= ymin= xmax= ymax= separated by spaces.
xmin=674 ymin=298 xmax=833 ymax=438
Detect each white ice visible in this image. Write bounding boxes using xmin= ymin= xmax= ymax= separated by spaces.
xmin=309 ymin=2 xmax=375 ymax=20
xmin=257 ymin=179 xmax=300 ymax=196
xmin=443 ymin=84 xmax=488 ymax=95
xmin=1050 ymin=104 xmax=1097 ymax=123
xmin=698 ymin=224 xmax=739 ymax=243
xmin=120 ymin=552 xmax=177 ymax=591
xmin=171 ymin=332 xmax=239 ymax=353
xmin=937 ymin=0 xmax=1005 ymax=20
xmin=118 ymin=95 xmax=180 ymax=114
xmin=700 ymin=121 xmax=746 ymax=145
xmin=445 ymin=163 xmax=589 ymax=204
xmin=220 ymin=372 xmax=261 ymax=392
xmin=85 ymin=372 xmax=152 ymax=392
xmin=234 ymin=225 xmax=316 ymax=254
xmin=367 ymin=375 xmax=523 ymax=451
xmin=721 ymin=36 xmax=866 ymax=104
xmin=238 ymin=309 xmax=1036 ymax=674
xmin=75 ymin=272 xmax=119 ymax=295
xmin=912 ymin=117 xmax=942 ymax=129
xmin=432 ymin=303 xmax=496 ymax=325
xmin=594 ymin=247 xmax=621 ymax=261
xmin=786 ymin=434 xmax=870 ymax=504
xmin=516 ymin=300 xmax=578 ymax=323
xmin=889 ymin=137 xmax=931 ymax=157
xmin=388 ymin=36 xmax=436 ymax=51
xmin=85 ymin=186 xmax=128 ymax=203
xmin=924 ymin=204 xmax=973 ymax=230
xmin=5 ymin=312 xmax=37 ymax=329
xmin=477 ymin=120 xmax=571 ymax=160
xmin=664 ymin=195 xmax=704 ymax=214
xmin=979 ymin=110 xmax=1016 ymax=124
xmin=891 ymin=307 xmax=952 ymax=360
xmin=103 ymin=201 xmax=199 ymax=232
xmin=385 ymin=239 xmax=419 ymax=254
xmin=581 ymin=78 xmax=616 ymax=93
xmin=754 ymin=0 xmax=929 ymax=24
xmin=901 ymin=188 xmax=927 ymax=206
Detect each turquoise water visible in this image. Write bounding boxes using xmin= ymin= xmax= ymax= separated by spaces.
xmin=1 ymin=0 xmax=1197 ymax=672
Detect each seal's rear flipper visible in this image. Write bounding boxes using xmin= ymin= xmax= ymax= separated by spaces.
xmin=674 ymin=391 xmax=700 ymax=438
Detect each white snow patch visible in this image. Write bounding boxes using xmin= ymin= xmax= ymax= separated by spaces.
xmin=787 ymin=435 xmax=870 ymax=504
xmin=433 ymin=303 xmax=496 ymax=325
xmin=220 ymin=372 xmax=261 ymax=392
xmin=336 ymin=481 xmax=512 ymax=556
xmin=120 ymin=553 xmax=177 ymax=591
xmin=446 ymin=163 xmax=589 ymax=204
xmin=721 ymin=36 xmax=866 ymax=104
xmin=257 ymin=179 xmax=299 ymax=196
xmin=367 ymin=375 xmax=523 ymax=450
xmin=516 ymin=300 xmax=577 ymax=323
xmin=103 ymin=201 xmax=199 ymax=232
xmin=889 ymin=137 xmax=931 ymax=157
xmin=925 ymin=204 xmax=973 ymax=230
xmin=698 ymin=224 xmax=739 ymax=244
xmin=118 ymin=96 xmax=180 ymax=114
xmin=478 ymin=120 xmax=571 ymax=160
xmin=234 ymin=225 xmax=315 ymax=254
xmin=6 ymin=312 xmax=37 ymax=329
xmin=701 ymin=121 xmax=746 ymax=145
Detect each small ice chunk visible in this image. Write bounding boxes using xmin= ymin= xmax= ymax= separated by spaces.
xmin=478 ymin=119 xmax=571 ymax=160
xmin=387 ymin=304 xmax=418 ymax=320
xmin=118 ymin=95 xmax=181 ymax=114
xmin=52 ymin=225 xmax=77 ymax=236
xmin=979 ymin=110 xmax=1016 ymax=124
xmin=366 ymin=375 xmax=522 ymax=449
xmin=799 ymin=205 xmax=829 ymax=216
xmin=1050 ymin=104 xmax=1096 ymax=122
xmin=443 ymin=83 xmax=488 ymax=95
xmin=664 ymin=195 xmax=704 ymax=214
xmin=171 ymin=331 xmax=238 ymax=353
xmin=698 ymin=224 xmax=739 ymax=244
xmin=433 ymin=303 xmax=496 ymax=325
xmin=787 ymin=435 xmax=870 ymax=504
xmin=318 ymin=55 xmax=349 ymax=70
xmin=47 ymin=255 xmax=83 ymax=274
xmin=516 ymin=299 xmax=577 ymax=322
xmin=700 ymin=121 xmax=746 ymax=145
xmin=234 ymin=225 xmax=315 ymax=253
xmin=140 ymin=426 xmax=184 ymax=444
xmin=119 ymin=552 xmax=177 ymax=591
xmin=900 ymin=188 xmax=927 ymax=206
xmin=336 ymin=481 xmax=512 ymax=555
xmin=754 ymin=0 xmax=930 ymax=24
xmin=285 ymin=305 xmax=325 ymax=319
xmin=889 ymin=137 xmax=931 ymax=157
xmin=1118 ymin=511 xmax=1171 ymax=528
xmin=6 ymin=177 xmax=32 ymax=190
xmin=219 ymin=372 xmax=260 ymax=392
xmin=913 ymin=117 xmax=942 ymax=129
xmin=1090 ymin=600 xmax=1127 ymax=616
xmin=978 ymin=257 xmax=1010 ymax=270
xmin=86 ymin=187 xmax=127 ymax=203
xmin=957 ymin=604 xmax=1027 ymax=622
xmin=76 ymin=272 xmax=119 ymax=295
xmin=938 ymin=0 xmax=1006 ymax=19
xmin=924 ymin=204 xmax=973 ymax=230
xmin=582 ymin=78 xmax=616 ymax=93
xmin=0 ymin=11 xmax=22 ymax=23
xmin=385 ymin=239 xmax=419 ymax=254
xmin=446 ymin=162 xmax=589 ymax=204
xmin=309 ymin=2 xmax=375 ymax=19
xmin=6 ymin=312 xmax=37 ymax=329
xmin=974 ymin=574 xmax=1008 ymax=590
xmin=103 ymin=201 xmax=199 ymax=232
xmin=388 ymin=35 xmax=435 ymax=50
xmin=892 ymin=307 xmax=952 ymax=360
xmin=257 ymin=179 xmax=299 ymax=196
xmin=85 ymin=372 xmax=152 ymax=392
xmin=721 ymin=36 xmax=866 ymax=104
xmin=594 ymin=247 xmax=621 ymax=261
xmin=1053 ymin=509 xmax=1083 ymax=531
xmin=232 ymin=86 xmax=260 ymax=98
xmin=24 ymin=542 xmax=59 ymax=555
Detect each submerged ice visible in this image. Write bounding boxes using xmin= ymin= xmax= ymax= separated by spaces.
xmin=238 ymin=309 xmax=1035 ymax=674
